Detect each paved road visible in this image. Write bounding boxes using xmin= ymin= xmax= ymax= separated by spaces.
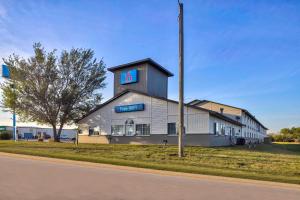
xmin=0 ymin=154 xmax=299 ymax=200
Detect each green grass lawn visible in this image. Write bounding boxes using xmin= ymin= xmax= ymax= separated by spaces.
xmin=0 ymin=141 xmax=299 ymax=184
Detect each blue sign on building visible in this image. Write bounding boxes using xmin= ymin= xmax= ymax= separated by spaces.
xmin=2 ymin=65 xmax=10 ymax=78
xmin=115 ymin=103 xmax=145 ymax=113
xmin=120 ymin=69 xmax=138 ymax=85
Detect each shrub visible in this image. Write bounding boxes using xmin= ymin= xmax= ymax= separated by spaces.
xmin=0 ymin=131 xmax=12 ymax=140
xmin=236 ymin=137 xmax=245 ymax=145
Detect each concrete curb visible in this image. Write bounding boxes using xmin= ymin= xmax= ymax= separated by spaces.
xmin=0 ymin=151 xmax=299 ymax=191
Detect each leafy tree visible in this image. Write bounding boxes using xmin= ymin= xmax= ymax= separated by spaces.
xmin=271 ymin=127 xmax=300 ymax=142
xmin=1 ymin=43 xmax=106 ymax=141
xmin=280 ymin=128 xmax=291 ymax=135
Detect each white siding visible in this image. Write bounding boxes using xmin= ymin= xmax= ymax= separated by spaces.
xmin=209 ymin=116 xmax=241 ymax=135
xmin=187 ymin=113 xmax=209 ymax=134
xmin=151 ymin=98 xmax=168 ymax=134
xmin=79 ymin=92 xmax=240 ymax=136
xmin=80 ymin=92 xmax=152 ymax=135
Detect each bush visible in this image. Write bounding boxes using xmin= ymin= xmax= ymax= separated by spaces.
xmin=236 ymin=138 xmax=245 ymax=145
xmin=0 ymin=131 xmax=12 ymax=140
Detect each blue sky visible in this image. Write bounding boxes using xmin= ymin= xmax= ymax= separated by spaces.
xmin=0 ymin=0 xmax=300 ymax=132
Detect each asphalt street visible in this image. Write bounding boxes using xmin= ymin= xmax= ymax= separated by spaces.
xmin=0 ymin=154 xmax=299 ymax=200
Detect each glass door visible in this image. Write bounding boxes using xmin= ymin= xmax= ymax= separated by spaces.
xmin=125 ymin=124 xmax=134 ymax=136
xmin=125 ymin=119 xmax=134 ymax=136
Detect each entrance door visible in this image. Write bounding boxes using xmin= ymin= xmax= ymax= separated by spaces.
xmin=125 ymin=124 xmax=134 ymax=136
xmin=125 ymin=119 xmax=134 ymax=136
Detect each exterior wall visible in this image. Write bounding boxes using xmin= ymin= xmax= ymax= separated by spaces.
xmin=78 ymin=135 xmax=109 ymax=144
xmin=197 ymin=102 xmax=267 ymax=143
xmin=78 ymin=134 xmax=233 ymax=147
xmin=209 ymin=116 xmax=241 ymax=136
xmin=199 ymin=102 xmax=242 ymax=121
xmin=241 ymin=112 xmax=267 ymax=143
xmin=79 ymin=92 xmax=153 ymax=136
xmin=109 ymin=134 xmax=234 ymax=147
xmin=113 ymin=63 xmax=168 ymax=98
xmin=147 ymin=64 xmax=168 ymax=98
xmin=79 ymin=92 xmax=211 ymax=136
xmin=78 ymin=92 xmax=242 ymax=146
xmin=151 ymin=98 xmax=168 ymax=134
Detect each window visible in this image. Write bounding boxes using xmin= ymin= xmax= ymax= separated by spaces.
xmin=220 ymin=124 xmax=225 ymax=135
xmin=125 ymin=119 xmax=134 ymax=136
xmin=136 ymin=124 xmax=150 ymax=136
xmin=168 ymin=123 xmax=177 ymax=135
xmin=214 ymin=122 xmax=220 ymax=135
xmin=89 ymin=127 xmax=100 ymax=136
xmin=111 ymin=125 xmax=124 ymax=136
xmin=213 ymin=123 xmax=217 ymax=135
xmin=225 ymin=126 xmax=230 ymax=136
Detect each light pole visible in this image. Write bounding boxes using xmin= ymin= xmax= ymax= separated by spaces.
xmin=12 ymin=106 xmax=17 ymax=141
xmin=1 ymin=64 xmax=17 ymax=141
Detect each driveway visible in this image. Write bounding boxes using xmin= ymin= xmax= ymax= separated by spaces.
xmin=0 ymin=153 xmax=299 ymax=200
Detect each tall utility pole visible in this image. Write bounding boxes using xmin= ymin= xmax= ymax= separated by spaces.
xmin=178 ymin=1 xmax=184 ymax=157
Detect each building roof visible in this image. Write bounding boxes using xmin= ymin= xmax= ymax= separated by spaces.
xmin=78 ymin=90 xmax=244 ymax=127
xmin=107 ymin=58 xmax=174 ymax=77
xmin=188 ymin=99 xmax=268 ymax=130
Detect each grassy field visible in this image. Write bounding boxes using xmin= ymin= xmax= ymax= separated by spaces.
xmin=0 ymin=141 xmax=299 ymax=184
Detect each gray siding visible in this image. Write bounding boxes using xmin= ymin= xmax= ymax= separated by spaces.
xmin=79 ymin=134 xmax=233 ymax=147
xmin=113 ymin=63 xmax=168 ymax=98
xmin=147 ymin=64 xmax=168 ymax=98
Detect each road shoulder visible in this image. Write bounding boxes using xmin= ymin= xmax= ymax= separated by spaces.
xmin=0 ymin=151 xmax=299 ymax=191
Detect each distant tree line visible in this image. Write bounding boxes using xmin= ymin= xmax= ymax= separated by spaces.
xmin=270 ymin=127 xmax=300 ymax=142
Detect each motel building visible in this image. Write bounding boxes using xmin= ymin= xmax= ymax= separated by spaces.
xmin=78 ymin=58 xmax=267 ymax=146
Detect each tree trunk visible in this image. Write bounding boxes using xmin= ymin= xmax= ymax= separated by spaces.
xmin=52 ymin=124 xmax=59 ymax=142
xmin=57 ymin=123 xmax=64 ymax=142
